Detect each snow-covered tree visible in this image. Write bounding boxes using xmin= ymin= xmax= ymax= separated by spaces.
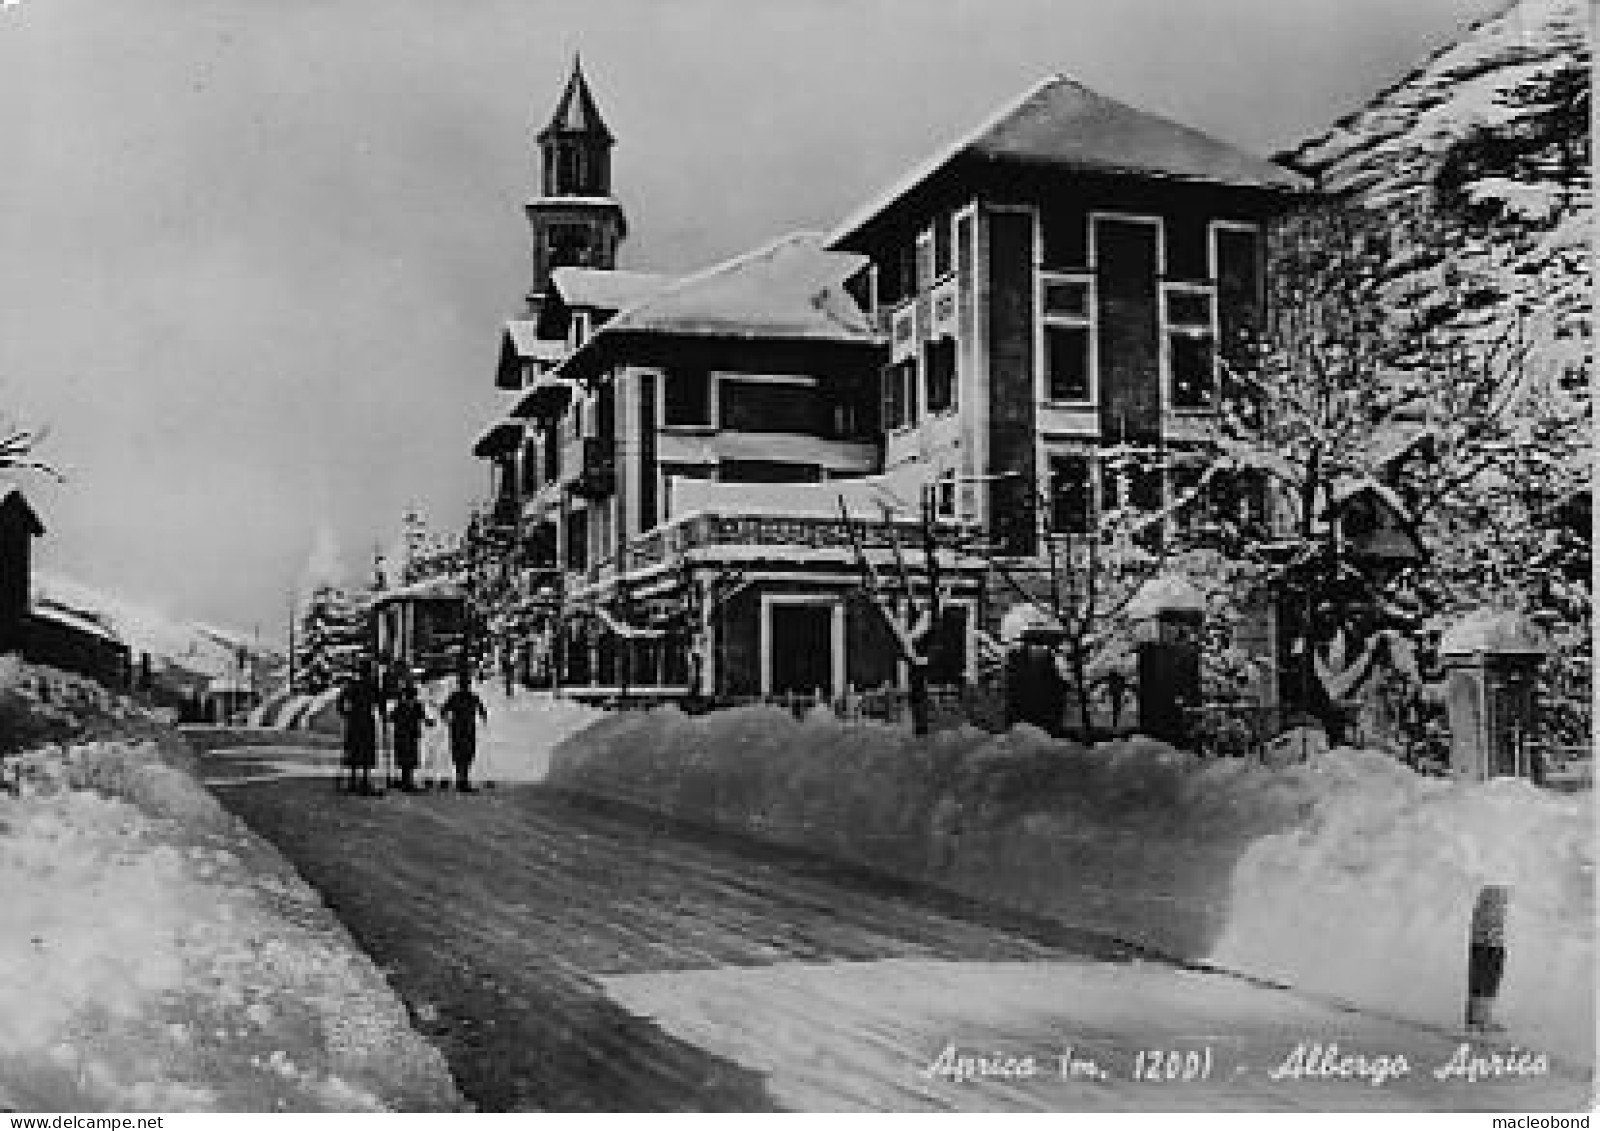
xmin=292 ymin=582 xmax=368 ymax=694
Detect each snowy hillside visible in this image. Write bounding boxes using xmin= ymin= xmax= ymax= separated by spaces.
xmin=33 ymin=572 xmax=280 ymax=681
xmin=1288 ymin=0 xmax=1590 ymax=381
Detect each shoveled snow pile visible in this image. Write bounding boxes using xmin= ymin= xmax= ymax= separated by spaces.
xmin=549 ymin=705 xmax=1594 ymax=1061
xmin=1211 ymin=754 xmax=1594 ymax=1063
xmin=0 ymin=725 xmax=461 ymax=1109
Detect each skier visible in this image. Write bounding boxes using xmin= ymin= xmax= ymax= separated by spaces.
xmin=389 ymin=680 xmax=431 ymax=792
xmin=335 ymin=662 xmax=381 ymax=795
xmin=439 ymin=670 xmax=488 ymax=792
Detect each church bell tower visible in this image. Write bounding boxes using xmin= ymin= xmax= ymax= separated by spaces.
xmin=525 ymin=56 xmax=626 ymax=312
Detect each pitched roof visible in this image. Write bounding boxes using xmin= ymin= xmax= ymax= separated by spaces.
xmin=592 ymin=232 xmax=877 ymax=344
xmin=548 ymin=267 xmax=675 ymax=313
xmin=495 ymin=320 xmax=564 ymax=389
xmin=830 ymin=75 xmax=1310 ymax=245
xmin=538 ymin=56 xmax=613 ymax=143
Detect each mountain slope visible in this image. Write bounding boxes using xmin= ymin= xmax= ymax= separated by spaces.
xmin=1288 ymin=0 xmax=1590 ymax=385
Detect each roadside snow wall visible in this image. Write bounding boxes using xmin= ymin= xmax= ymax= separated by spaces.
xmin=548 ymin=705 xmax=1594 ymax=1063
xmin=0 ymin=691 xmax=463 ymax=1112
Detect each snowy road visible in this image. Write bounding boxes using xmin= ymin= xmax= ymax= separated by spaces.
xmin=201 ymin=742 xmax=1591 ymax=1113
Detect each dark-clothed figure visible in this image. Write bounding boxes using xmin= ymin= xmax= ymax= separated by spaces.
xmin=439 ymin=673 xmax=488 ymax=792
xmin=336 ymin=663 xmax=381 ymax=794
xmin=389 ymin=681 xmax=430 ymax=792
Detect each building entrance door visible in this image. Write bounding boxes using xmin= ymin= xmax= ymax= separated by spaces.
xmin=768 ymin=603 xmax=834 ymax=697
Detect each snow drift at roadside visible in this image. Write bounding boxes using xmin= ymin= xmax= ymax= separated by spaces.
xmin=548 ymin=705 xmax=1594 ymax=1061
xmin=0 ymin=662 xmax=462 ymax=1112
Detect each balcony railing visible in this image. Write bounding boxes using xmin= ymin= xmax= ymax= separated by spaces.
xmin=614 ymin=509 xmax=972 ymax=576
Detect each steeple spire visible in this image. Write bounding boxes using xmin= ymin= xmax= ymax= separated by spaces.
xmin=523 ymin=56 xmax=626 ymax=310
xmin=539 ymin=53 xmax=614 ymax=145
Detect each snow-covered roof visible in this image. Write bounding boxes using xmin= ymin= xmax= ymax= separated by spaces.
xmin=549 ymin=267 xmax=675 ymax=313
xmin=472 ymin=419 xmax=524 ymax=459
xmin=371 ymin=575 xmax=466 ymax=606
xmin=830 ymin=75 xmax=1308 ymax=246
xmin=669 ymin=474 xmax=914 ymax=520
xmin=1123 ymin=574 xmax=1206 ymax=621
xmin=501 ymin=320 xmax=556 ymax=360
xmin=30 ymin=600 xmax=124 ymax=645
xmin=496 ymin=320 xmax=564 ymax=389
xmin=581 ymin=232 xmax=877 ymax=347
xmin=1439 ymin=609 xmax=1547 ymax=657
xmin=1326 ymin=476 xmax=1414 ymax=524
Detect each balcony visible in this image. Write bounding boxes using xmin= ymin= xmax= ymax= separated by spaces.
xmin=561 ymin=435 xmax=615 ymax=499
xmin=618 ymin=509 xmax=974 ymax=575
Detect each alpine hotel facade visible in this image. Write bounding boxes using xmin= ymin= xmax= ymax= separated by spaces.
xmin=471 ymin=61 xmax=1310 ymax=712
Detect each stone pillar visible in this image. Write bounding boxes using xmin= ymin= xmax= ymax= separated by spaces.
xmin=1439 ymin=611 xmax=1546 ymax=782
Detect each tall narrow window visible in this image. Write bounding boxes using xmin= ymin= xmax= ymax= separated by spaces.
xmin=1049 ymin=454 xmax=1093 ymax=535
xmin=1041 ymin=273 xmax=1094 ymax=403
xmin=1165 ymin=284 xmax=1216 ymax=410
xmin=925 ymin=336 xmax=957 ymax=414
xmin=1214 ymin=224 xmax=1262 ymax=383
xmin=932 ymin=214 xmax=952 ymax=279
xmin=936 ymin=471 xmax=957 ymax=519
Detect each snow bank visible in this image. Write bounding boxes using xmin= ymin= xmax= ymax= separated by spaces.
xmin=549 ymin=707 xmax=1594 ymax=1061
xmin=1211 ymin=768 xmax=1594 ymax=1063
xmin=0 ymin=684 xmax=462 ymax=1111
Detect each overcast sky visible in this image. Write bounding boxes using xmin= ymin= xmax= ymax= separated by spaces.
xmin=0 ymin=0 xmax=1506 ymax=638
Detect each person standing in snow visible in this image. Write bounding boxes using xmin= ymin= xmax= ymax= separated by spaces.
xmin=439 ymin=670 xmax=488 ymax=792
xmin=389 ymin=680 xmax=431 ymax=792
xmin=335 ymin=662 xmax=381 ymax=794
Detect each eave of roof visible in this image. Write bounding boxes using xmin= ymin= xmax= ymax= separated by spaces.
xmin=828 ymin=74 xmax=1311 ymax=248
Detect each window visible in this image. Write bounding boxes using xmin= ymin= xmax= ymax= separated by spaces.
xmin=935 ymin=471 xmax=957 ymax=519
xmin=1044 ymin=279 xmax=1091 ymax=319
xmin=1214 ymin=224 xmax=1262 ymax=375
xmin=1049 ymin=455 xmax=1093 ymax=534
xmin=567 ymin=311 xmax=591 ymax=351
xmin=521 ymin=438 xmax=539 ymax=493
xmin=1041 ymin=272 xmax=1095 ymax=404
xmin=896 ymin=242 xmax=917 ymax=303
xmin=564 ymin=508 xmax=588 ymax=570
xmin=664 ymin=368 xmax=712 ymax=427
xmin=719 ymin=379 xmax=824 ymax=434
xmin=1165 ymin=284 xmax=1216 ymax=410
xmin=1046 ymin=325 xmax=1092 ymax=403
xmin=880 ymin=359 xmax=918 ymax=431
xmin=1102 ymin=461 xmax=1165 ymax=549
xmin=932 ymin=215 xmax=952 ymax=279
xmin=547 ymin=223 xmax=592 ymax=268
xmin=925 ymin=336 xmax=956 ymax=414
